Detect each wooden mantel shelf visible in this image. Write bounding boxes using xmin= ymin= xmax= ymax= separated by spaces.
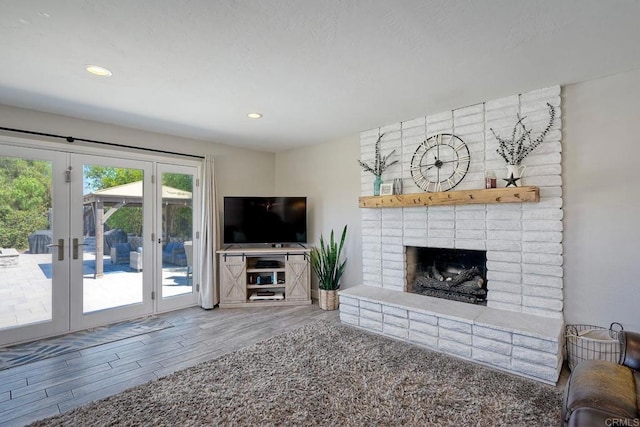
xmin=359 ymin=186 xmax=539 ymax=208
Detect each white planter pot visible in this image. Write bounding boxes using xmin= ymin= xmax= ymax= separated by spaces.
xmin=505 ymin=164 xmax=526 ymax=186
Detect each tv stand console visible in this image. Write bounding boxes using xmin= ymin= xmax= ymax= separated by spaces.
xmin=217 ymin=247 xmax=311 ymax=308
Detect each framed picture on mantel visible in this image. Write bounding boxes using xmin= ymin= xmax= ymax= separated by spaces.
xmin=379 ymin=183 xmax=393 ymax=196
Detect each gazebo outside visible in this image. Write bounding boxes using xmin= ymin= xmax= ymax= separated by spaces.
xmin=83 ymin=180 xmax=192 ymax=277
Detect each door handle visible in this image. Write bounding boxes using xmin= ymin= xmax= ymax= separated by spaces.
xmin=73 ymin=238 xmax=88 ymax=260
xmin=47 ymin=239 xmax=65 ymax=261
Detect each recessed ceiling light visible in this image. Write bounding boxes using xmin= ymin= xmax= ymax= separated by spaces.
xmin=85 ymin=65 xmax=112 ymax=77
xmin=247 ymin=113 xmax=263 ymax=119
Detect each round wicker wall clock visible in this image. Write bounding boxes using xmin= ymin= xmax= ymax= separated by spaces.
xmin=410 ymin=133 xmax=470 ymax=192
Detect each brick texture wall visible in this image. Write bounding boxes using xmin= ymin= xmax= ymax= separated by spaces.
xmin=360 ymin=86 xmax=563 ymax=319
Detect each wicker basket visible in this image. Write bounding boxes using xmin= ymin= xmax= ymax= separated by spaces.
xmin=565 ymin=322 xmax=623 ymax=371
xmin=319 ymin=289 xmax=339 ymax=311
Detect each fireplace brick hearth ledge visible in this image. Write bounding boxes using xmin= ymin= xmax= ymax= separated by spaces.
xmin=339 ymin=285 xmax=564 ymax=384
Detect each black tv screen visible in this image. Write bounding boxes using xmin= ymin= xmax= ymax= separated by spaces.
xmin=223 ymin=197 xmax=307 ymax=244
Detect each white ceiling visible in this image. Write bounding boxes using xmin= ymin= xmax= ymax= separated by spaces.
xmin=1 ymin=1 xmax=639 ymax=152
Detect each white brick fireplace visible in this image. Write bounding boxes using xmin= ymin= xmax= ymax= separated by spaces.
xmin=340 ymin=86 xmax=565 ymax=384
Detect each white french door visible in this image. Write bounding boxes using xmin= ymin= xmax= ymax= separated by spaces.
xmin=69 ymin=154 xmax=154 ymax=330
xmin=156 ymin=163 xmax=199 ymax=312
xmin=0 ymin=141 xmax=201 ymax=346
xmin=0 ymin=145 xmax=70 ymax=346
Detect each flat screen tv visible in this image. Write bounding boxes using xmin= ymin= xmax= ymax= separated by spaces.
xmin=223 ymin=196 xmax=307 ymax=244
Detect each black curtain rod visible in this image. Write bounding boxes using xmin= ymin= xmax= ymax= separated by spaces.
xmin=0 ymin=126 xmax=205 ymax=159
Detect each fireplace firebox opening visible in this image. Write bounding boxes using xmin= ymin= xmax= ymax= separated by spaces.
xmin=406 ymin=247 xmax=488 ymax=305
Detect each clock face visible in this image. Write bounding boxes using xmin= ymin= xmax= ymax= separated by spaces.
xmin=410 ymin=133 xmax=470 ymax=192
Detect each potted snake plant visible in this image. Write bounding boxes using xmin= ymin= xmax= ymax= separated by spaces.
xmin=310 ymin=225 xmax=347 ymax=310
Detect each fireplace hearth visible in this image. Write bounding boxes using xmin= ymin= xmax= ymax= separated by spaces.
xmin=406 ymin=247 xmax=487 ymax=305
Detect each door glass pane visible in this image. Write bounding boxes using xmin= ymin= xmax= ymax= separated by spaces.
xmin=0 ymin=155 xmax=53 ymax=329
xmin=161 ymin=172 xmax=193 ymax=298
xmin=82 ymin=165 xmax=144 ymax=313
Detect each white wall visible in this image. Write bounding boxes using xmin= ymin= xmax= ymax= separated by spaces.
xmin=563 ymin=68 xmax=640 ymax=332
xmin=275 ymin=135 xmax=362 ymax=293
xmin=0 ymin=104 xmax=276 ymax=203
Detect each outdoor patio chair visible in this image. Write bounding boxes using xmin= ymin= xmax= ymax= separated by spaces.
xmin=162 ymin=241 xmax=187 ymax=266
xmin=110 ymin=242 xmax=131 ymax=264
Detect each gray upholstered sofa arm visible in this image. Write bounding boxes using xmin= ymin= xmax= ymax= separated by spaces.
xmin=619 ymin=331 xmax=640 ymax=371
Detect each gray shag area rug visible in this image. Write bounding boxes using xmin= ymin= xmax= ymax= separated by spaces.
xmin=31 ymin=321 xmax=562 ymax=426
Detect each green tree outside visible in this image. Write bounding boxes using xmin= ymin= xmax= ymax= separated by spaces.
xmin=0 ymin=157 xmax=52 ymax=250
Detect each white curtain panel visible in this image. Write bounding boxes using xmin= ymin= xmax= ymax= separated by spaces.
xmin=199 ymin=154 xmax=218 ymax=308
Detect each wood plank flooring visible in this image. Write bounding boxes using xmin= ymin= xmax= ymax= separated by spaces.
xmin=0 ymin=304 xmax=339 ymax=427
